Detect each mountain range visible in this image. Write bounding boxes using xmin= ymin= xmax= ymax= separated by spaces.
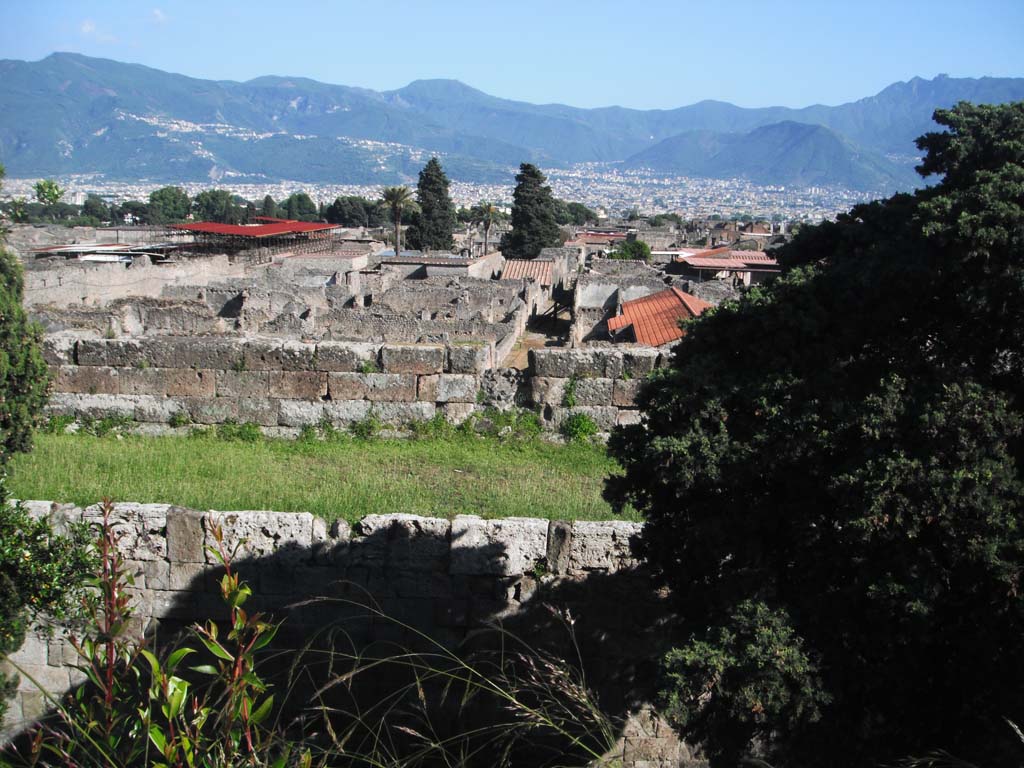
xmin=1 ymin=53 xmax=1022 ymax=191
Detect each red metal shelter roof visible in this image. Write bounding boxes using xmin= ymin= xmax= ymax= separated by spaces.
xmin=607 ymin=287 xmax=711 ymax=346
xmin=169 ymin=220 xmax=339 ymax=238
xmin=500 ymin=259 xmax=553 ymax=286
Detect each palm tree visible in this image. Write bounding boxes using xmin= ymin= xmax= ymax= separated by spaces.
xmin=380 ymin=186 xmax=416 ymax=254
xmin=471 ymin=201 xmax=500 ymax=256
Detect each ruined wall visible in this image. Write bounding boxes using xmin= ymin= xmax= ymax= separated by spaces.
xmin=43 ymin=338 xmax=664 ymax=432
xmin=528 ymin=347 xmax=666 ymax=430
xmin=44 ymin=335 xmax=492 ymax=429
xmin=1 ymin=503 xmax=696 ymax=766
xmin=23 ymin=256 xmax=251 ymax=308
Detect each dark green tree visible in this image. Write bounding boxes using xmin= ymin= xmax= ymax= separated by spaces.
xmin=608 ymin=239 xmax=651 ymax=261
xmin=148 ymin=186 xmax=191 ymax=223
xmin=606 ymin=102 xmax=1024 ymax=768
xmin=260 ymin=195 xmax=278 ymax=218
xmin=81 ymin=195 xmax=109 ymax=222
xmin=32 ymin=179 xmax=64 ymax=207
xmin=503 ymin=163 xmax=563 ymax=259
xmin=380 ymin=186 xmax=417 ymax=254
xmin=0 ymin=164 xmax=94 ymax=719
xmin=282 ymin=192 xmax=317 ymax=221
xmin=192 ymin=190 xmax=238 ymax=223
xmin=406 ymin=158 xmax=457 ymax=252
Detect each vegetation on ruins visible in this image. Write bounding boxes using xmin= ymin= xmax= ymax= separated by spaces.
xmin=608 ymin=239 xmax=652 ymax=262
xmin=469 ymin=201 xmax=503 ymax=254
xmin=606 ymin=101 xmax=1024 ymax=766
xmin=406 ymin=157 xmax=457 ymax=252
xmin=502 ymin=163 xmax=564 ymax=259
xmin=552 ymin=199 xmax=597 ymax=226
xmin=380 ymin=185 xmax=417 ymax=254
xmin=0 ymin=163 xmax=95 ymax=722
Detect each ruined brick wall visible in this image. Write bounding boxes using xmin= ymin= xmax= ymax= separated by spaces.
xmin=43 ymin=339 xmax=665 ymax=433
xmin=2 ymin=504 xmax=700 ymax=767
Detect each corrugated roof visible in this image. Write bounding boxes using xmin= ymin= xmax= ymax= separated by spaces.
xmin=500 ymin=259 xmax=553 ymax=286
xmin=169 ymin=220 xmax=339 ymax=238
xmin=607 ymin=287 xmax=711 ymax=346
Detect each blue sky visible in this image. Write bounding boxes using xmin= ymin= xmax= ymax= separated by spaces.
xmin=3 ymin=0 xmax=1022 ymax=109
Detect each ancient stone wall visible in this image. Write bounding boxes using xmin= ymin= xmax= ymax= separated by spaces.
xmin=2 ymin=503 xmax=699 ymax=767
xmin=44 ymin=337 xmax=664 ymax=432
xmin=23 ymin=256 xmax=250 ymax=308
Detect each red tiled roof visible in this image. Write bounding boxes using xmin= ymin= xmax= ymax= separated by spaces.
xmin=170 ymin=220 xmax=339 ymax=238
xmin=607 ymin=287 xmax=711 ymax=346
xmin=500 ymin=259 xmax=553 ymax=286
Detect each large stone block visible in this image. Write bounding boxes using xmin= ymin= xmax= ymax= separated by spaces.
xmin=548 ymin=406 xmax=619 ymax=431
xmin=529 ymin=349 xmax=605 ymax=378
xmin=314 ymin=341 xmax=380 ymax=372
xmin=268 ymin=371 xmax=327 ymax=400
xmin=450 ymin=516 xmax=548 ymax=576
xmin=278 ymin=340 xmax=317 ymax=371
xmin=53 ymin=365 xmax=118 ymax=395
xmin=381 ymin=344 xmax=445 ymax=374
xmin=612 ymin=378 xmax=643 ymax=407
xmin=573 ymin=377 xmax=613 ymax=406
xmin=371 ymin=401 xmax=435 ymax=424
xmin=237 ymin=398 xmax=279 ymax=427
xmin=82 ymin=502 xmax=169 ymax=561
xmin=77 ymin=338 xmax=145 ymax=368
xmin=134 ymin=395 xmax=186 ymax=424
xmin=529 ymin=377 xmax=566 ymax=406
xmin=328 ymin=373 xmax=415 ymax=402
xmin=355 ymin=514 xmax=450 ymax=571
xmin=47 ymin=392 xmax=135 ymax=419
xmin=278 ymin=399 xmax=325 ymax=427
xmin=118 ymin=367 xmax=168 ymax=396
xmin=241 ymin=338 xmax=285 ymax=371
xmin=616 ymin=409 xmax=643 ymax=427
xmin=322 ymin=400 xmax=371 ymax=425
xmin=204 ymin=510 xmax=314 ymax=564
xmin=166 ymin=507 xmax=206 ymax=563
xmin=417 ymin=375 xmax=439 ymax=402
xmin=434 ymin=374 xmax=478 ymax=403
xmin=41 ymin=334 xmax=78 ymax=366
xmin=447 ymin=343 xmax=490 ymax=374
xmin=622 ymin=347 xmax=660 ymax=377
xmin=569 ymin=521 xmax=642 ymax=573
xmin=184 ymin=397 xmax=240 ymax=424
xmin=441 ymin=403 xmax=476 ymax=424
xmin=139 ymin=337 xmax=242 ymax=370
xmin=215 ymin=370 xmax=270 ymax=399
xmin=163 ymin=369 xmax=216 ymax=398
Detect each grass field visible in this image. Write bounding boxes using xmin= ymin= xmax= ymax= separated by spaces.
xmin=8 ymin=431 xmax=634 ymax=524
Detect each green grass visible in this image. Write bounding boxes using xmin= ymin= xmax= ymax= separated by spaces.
xmin=8 ymin=432 xmax=636 ymax=524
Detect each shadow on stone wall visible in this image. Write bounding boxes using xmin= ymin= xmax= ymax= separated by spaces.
xmin=3 ymin=506 xmax=698 ymax=767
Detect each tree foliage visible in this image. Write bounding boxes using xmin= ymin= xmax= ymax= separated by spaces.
xmin=192 ymin=189 xmax=243 ymax=223
xmin=148 ymin=186 xmax=190 ymax=223
xmin=606 ymin=101 xmax=1024 ymax=767
xmin=326 ymin=195 xmax=386 ymax=228
xmin=503 ymin=163 xmax=564 ymax=259
xmin=0 ymin=164 xmax=94 ymax=720
xmin=407 ymin=157 xmax=456 ymax=252
xmin=32 ymin=179 xmax=64 ymax=207
xmin=380 ymin=186 xmax=416 ymax=254
xmin=608 ymin=239 xmax=651 ymax=262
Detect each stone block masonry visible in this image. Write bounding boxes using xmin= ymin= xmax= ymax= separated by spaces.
xmin=43 ymin=336 xmax=666 ymax=432
xmin=1 ymin=503 xmax=698 ymax=767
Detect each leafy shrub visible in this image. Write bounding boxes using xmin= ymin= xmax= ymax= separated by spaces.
xmin=43 ymin=415 xmax=75 ymax=435
xmin=168 ymin=411 xmax=191 ymax=429
xmin=358 ymin=359 xmax=380 ymax=374
xmin=215 ymin=421 xmax=263 ymax=442
xmin=349 ymin=412 xmax=382 ymax=440
xmin=559 ymin=412 xmax=598 ymax=442
xmin=79 ymin=414 xmax=132 ymax=437
xmin=407 ymin=413 xmax=456 ymax=440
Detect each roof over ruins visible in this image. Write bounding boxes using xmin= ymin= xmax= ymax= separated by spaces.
xmin=607 ymin=286 xmax=712 ymax=346
xmin=500 ymin=259 xmax=553 ymax=286
xmin=169 ymin=220 xmax=340 ymax=238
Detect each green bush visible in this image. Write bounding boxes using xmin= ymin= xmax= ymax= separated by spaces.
xmin=215 ymin=421 xmax=263 ymax=442
xmin=349 ymin=412 xmax=382 ymax=440
xmin=559 ymin=412 xmax=598 ymax=442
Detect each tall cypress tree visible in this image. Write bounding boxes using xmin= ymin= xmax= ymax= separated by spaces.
xmin=504 ymin=163 xmax=563 ymax=259
xmin=407 ymin=157 xmax=456 ymax=252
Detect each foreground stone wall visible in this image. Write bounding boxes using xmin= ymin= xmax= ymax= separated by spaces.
xmin=2 ymin=503 xmax=698 ymax=767
xmin=44 ymin=338 xmax=665 ymax=432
